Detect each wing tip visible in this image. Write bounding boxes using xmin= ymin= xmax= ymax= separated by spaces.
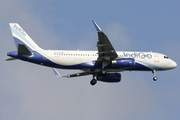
xmin=52 ymin=68 xmax=61 ymax=77
xmin=92 ymin=21 xmax=102 ymax=32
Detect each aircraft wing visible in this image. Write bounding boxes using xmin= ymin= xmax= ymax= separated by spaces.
xmin=52 ymin=68 xmax=91 ymax=78
xmin=53 ymin=22 xmax=120 ymax=78
xmin=66 ymin=72 xmax=91 ymax=78
xmin=92 ymin=21 xmax=118 ymax=66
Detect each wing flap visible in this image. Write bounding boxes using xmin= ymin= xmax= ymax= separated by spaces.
xmin=66 ymin=72 xmax=91 ymax=78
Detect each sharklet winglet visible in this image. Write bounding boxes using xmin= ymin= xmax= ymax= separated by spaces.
xmin=92 ymin=21 xmax=102 ymax=32
xmin=52 ymin=68 xmax=61 ymax=77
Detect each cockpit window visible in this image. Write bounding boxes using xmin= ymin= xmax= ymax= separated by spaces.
xmin=164 ymin=56 xmax=169 ymax=59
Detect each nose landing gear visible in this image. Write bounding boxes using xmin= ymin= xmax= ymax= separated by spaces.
xmin=153 ymin=76 xmax=158 ymax=81
xmin=152 ymin=70 xmax=158 ymax=81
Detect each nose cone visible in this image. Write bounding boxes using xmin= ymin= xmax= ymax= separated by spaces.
xmin=171 ymin=60 xmax=177 ymax=69
xmin=165 ymin=59 xmax=177 ymax=70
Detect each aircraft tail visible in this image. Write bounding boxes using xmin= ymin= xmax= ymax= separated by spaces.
xmin=9 ymin=23 xmax=42 ymax=51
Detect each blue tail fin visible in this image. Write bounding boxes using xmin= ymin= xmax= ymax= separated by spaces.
xmin=9 ymin=23 xmax=42 ymax=51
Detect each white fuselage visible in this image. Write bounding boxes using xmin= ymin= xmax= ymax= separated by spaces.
xmin=41 ymin=50 xmax=177 ymax=71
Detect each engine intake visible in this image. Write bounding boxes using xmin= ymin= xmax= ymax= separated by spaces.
xmin=112 ymin=58 xmax=135 ymax=67
xmin=97 ymin=73 xmax=121 ymax=83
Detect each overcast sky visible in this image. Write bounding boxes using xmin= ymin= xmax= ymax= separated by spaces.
xmin=0 ymin=0 xmax=180 ymax=120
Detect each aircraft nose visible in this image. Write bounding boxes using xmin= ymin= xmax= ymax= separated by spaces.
xmin=170 ymin=60 xmax=177 ymax=69
xmin=166 ymin=59 xmax=177 ymax=70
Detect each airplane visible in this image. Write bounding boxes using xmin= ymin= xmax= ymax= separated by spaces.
xmin=6 ymin=21 xmax=177 ymax=85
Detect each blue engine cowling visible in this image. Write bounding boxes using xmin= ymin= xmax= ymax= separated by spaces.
xmin=97 ymin=73 xmax=121 ymax=82
xmin=112 ymin=58 xmax=135 ymax=67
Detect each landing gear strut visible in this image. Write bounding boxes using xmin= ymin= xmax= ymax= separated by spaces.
xmin=152 ymin=70 xmax=158 ymax=81
xmin=90 ymin=75 xmax=97 ymax=86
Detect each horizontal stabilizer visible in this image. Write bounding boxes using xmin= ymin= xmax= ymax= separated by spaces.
xmin=18 ymin=44 xmax=32 ymax=55
xmin=5 ymin=57 xmax=18 ymax=61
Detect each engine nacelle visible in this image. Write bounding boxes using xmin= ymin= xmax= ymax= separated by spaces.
xmin=112 ymin=58 xmax=135 ymax=67
xmin=97 ymin=73 xmax=121 ymax=83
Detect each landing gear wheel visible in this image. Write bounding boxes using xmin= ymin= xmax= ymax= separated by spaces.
xmin=153 ymin=76 xmax=158 ymax=81
xmin=152 ymin=70 xmax=158 ymax=81
xmin=90 ymin=79 xmax=97 ymax=86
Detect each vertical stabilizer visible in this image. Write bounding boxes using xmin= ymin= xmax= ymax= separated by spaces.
xmin=9 ymin=23 xmax=42 ymax=51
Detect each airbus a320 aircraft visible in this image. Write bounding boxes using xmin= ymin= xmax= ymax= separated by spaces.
xmin=6 ymin=21 xmax=177 ymax=85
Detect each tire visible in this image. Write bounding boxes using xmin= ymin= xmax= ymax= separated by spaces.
xmin=90 ymin=79 xmax=97 ymax=85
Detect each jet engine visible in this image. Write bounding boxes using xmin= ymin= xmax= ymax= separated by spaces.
xmin=112 ymin=58 xmax=135 ymax=67
xmin=97 ymin=73 xmax=121 ymax=82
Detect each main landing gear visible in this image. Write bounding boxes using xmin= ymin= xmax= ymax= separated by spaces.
xmin=90 ymin=79 xmax=97 ymax=85
xmin=152 ymin=70 xmax=158 ymax=81
xmin=90 ymin=62 xmax=107 ymax=85
xmin=90 ymin=75 xmax=97 ymax=86
xmin=90 ymin=70 xmax=106 ymax=86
